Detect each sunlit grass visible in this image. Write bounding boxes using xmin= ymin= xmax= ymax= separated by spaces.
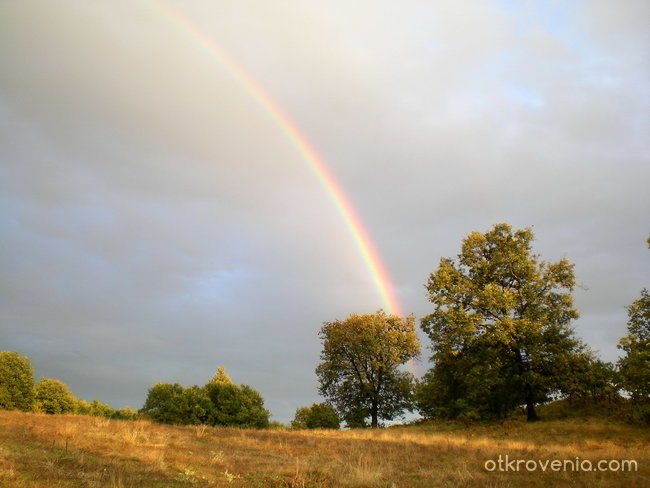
xmin=0 ymin=410 xmax=647 ymax=487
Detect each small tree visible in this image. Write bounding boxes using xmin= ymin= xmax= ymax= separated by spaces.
xmin=291 ymin=402 xmax=340 ymax=429
xmin=140 ymin=383 xmax=198 ymax=424
xmin=420 ymin=223 xmax=585 ymax=421
xmin=291 ymin=406 xmax=311 ymax=429
xmin=316 ymin=310 xmax=420 ymax=428
xmin=142 ymin=383 xmax=215 ymax=425
xmin=204 ymin=369 xmax=269 ymax=428
xmin=617 ymin=289 xmax=650 ymax=401
xmin=34 ymin=378 xmax=77 ymax=414
xmin=77 ymin=399 xmax=117 ymax=418
xmin=554 ymin=355 xmax=618 ymax=404
xmin=0 ymin=351 xmax=35 ymax=412
xmin=181 ymin=385 xmax=217 ymax=425
xmin=235 ymin=385 xmax=270 ymax=428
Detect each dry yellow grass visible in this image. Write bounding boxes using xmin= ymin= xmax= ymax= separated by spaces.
xmin=0 ymin=410 xmax=647 ymax=487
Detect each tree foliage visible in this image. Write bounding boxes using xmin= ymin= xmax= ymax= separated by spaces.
xmin=617 ymin=288 xmax=650 ymax=401
xmin=291 ymin=402 xmax=340 ymax=429
xmin=204 ymin=382 xmax=269 ymax=428
xmin=316 ymin=310 xmax=420 ymax=428
xmin=0 ymin=351 xmax=35 ymax=412
xmin=140 ymin=368 xmax=270 ymax=428
xmin=76 ymin=399 xmax=138 ymax=420
xmin=34 ymin=378 xmax=77 ymax=414
xmin=557 ymin=357 xmax=618 ymax=404
xmin=419 ymin=223 xmax=586 ymax=421
xmin=140 ymin=383 xmax=204 ymax=425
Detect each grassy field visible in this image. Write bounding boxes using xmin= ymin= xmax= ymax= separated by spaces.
xmin=0 ymin=410 xmax=647 ymax=487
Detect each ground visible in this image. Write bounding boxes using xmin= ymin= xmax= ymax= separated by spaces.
xmin=0 ymin=409 xmax=647 ymax=487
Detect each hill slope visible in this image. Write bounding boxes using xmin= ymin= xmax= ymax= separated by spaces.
xmin=0 ymin=410 xmax=648 ymax=487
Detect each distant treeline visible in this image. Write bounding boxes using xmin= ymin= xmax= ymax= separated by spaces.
xmin=0 ymin=354 xmax=273 ymax=428
xmin=0 ymin=352 xmax=137 ymax=420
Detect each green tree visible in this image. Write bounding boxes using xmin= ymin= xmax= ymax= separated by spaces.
xmin=291 ymin=402 xmax=340 ymax=429
xmin=181 ymin=385 xmax=216 ymax=425
xmin=77 ymin=398 xmax=138 ymax=420
xmin=316 ymin=310 xmax=420 ymax=428
xmin=617 ymin=289 xmax=650 ymax=401
xmin=204 ymin=369 xmax=269 ymax=428
xmin=34 ymin=378 xmax=77 ymax=414
xmin=420 ymin=223 xmax=585 ymax=422
xmin=235 ymin=385 xmax=270 ymax=428
xmin=141 ymin=383 xmax=215 ymax=425
xmin=113 ymin=407 xmax=138 ymax=420
xmin=140 ymin=368 xmax=270 ymax=428
xmin=141 ymin=383 xmax=193 ymax=424
xmin=291 ymin=406 xmax=311 ymax=429
xmin=0 ymin=351 xmax=35 ymax=411
xmin=557 ymin=356 xmax=618 ymax=404
xmin=77 ymin=399 xmax=116 ymax=417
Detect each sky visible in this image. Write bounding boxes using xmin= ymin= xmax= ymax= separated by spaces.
xmin=1 ymin=0 xmax=648 ymax=424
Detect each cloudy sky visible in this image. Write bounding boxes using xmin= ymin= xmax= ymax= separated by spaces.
xmin=1 ymin=0 xmax=648 ymax=423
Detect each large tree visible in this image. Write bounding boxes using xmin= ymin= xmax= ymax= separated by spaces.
xmin=316 ymin=310 xmax=420 ymax=428
xmin=419 ymin=223 xmax=585 ymax=421
xmin=0 ymin=351 xmax=35 ymax=412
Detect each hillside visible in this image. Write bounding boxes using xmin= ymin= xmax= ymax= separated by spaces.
xmin=0 ymin=410 xmax=648 ymax=487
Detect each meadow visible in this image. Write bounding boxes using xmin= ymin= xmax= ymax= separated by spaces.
xmin=0 ymin=410 xmax=647 ymax=487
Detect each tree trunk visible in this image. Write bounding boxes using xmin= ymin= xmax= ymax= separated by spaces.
xmin=370 ymin=400 xmax=379 ymax=428
xmin=515 ymin=348 xmax=539 ymax=422
xmin=525 ymin=384 xmax=538 ymax=422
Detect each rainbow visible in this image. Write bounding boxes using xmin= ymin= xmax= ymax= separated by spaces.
xmin=146 ymin=0 xmax=402 ymax=317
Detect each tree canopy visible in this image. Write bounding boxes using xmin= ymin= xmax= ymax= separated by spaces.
xmin=316 ymin=310 xmax=420 ymax=428
xmin=419 ymin=223 xmax=586 ymax=421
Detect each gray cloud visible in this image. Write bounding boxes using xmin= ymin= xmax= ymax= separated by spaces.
xmin=1 ymin=0 xmax=648 ymax=422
